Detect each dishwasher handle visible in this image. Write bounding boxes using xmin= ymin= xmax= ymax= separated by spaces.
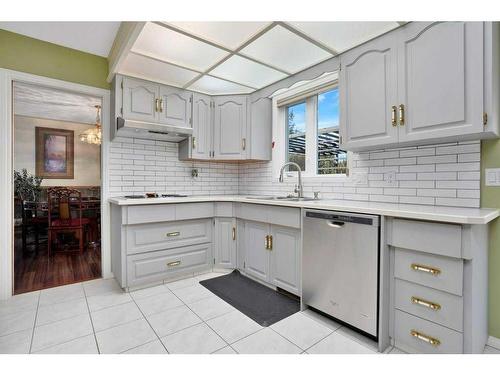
xmin=305 ymin=210 xmax=379 ymax=227
xmin=326 ymin=221 xmax=345 ymax=228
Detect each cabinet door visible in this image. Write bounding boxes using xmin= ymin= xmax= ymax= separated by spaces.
xmin=214 ymin=217 xmax=236 ymax=269
xmin=213 ymin=96 xmax=247 ymax=160
xmin=243 ymin=221 xmax=270 ymax=282
xmin=122 ymin=77 xmax=159 ymax=123
xmin=397 ymin=22 xmax=484 ymax=142
xmin=248 ymin=97 xmax=272 ymax=161
xmin=191 ymin=93 xmax=212 ymax=159
xmin=158 ymin=85 xmax=192 ymax=128
xmin=340 ymin=34 xmax=399 ymax=150
xmin=270 ymin=225 xmax=300 ymax=295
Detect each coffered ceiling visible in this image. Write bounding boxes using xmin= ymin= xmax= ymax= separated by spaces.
xmin=118 ymin=21 xmax=400 ymax=95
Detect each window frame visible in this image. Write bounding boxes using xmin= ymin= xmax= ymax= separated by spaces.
xmin=271 ymin=71 xmax=351 ymax=182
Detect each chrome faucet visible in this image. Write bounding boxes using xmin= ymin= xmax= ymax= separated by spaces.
xmin=279 ymin=162 xmax=303 ymax=198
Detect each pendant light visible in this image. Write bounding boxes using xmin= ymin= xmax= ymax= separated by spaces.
xmin=79 ymin=105 xmax=102 ymax=145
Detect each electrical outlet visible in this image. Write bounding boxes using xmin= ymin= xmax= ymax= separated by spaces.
xmin=485 ymin=168 xmax=500 ymax=186
xmin=384 ymin=171 xmax=396 ymax=184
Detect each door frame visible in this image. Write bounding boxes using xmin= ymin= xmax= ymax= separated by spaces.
xmin=0 ymin=68 xmax=112 ymax=299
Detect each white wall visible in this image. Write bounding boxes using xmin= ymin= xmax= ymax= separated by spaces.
xmin=14 ymin=115 xmax=101 ymax=186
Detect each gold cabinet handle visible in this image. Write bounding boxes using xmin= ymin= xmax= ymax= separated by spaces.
xmin=232 ymin=227 xmax=236 ymax=241
xmin=242 ymin=138 xmax=246 ymax=151
xmin=411 ymin=296 xmax=441 ymax=311
xmin=192 ymin=137 xmax=196 ymax=149
xmin=167 ymin=260 xmax=181 ymax=267
xmin=268 ymin=234 xmax=273 ymax=250
xmin=155 ymin=98 xmax=160 ymax=112
xmin=159 ymin=98 xmax=164 ymax=113
xmin=166 ymin=231 xmax=180 ymax=237
xmin=391 ymin=105 xmax=397 ymax=127
xmin=410 ymin=330 xmax=440 ymax=347
xmin=265 ymin=235 xmax=269 ymax=249
xmin=399 ymin=104 xmax=405 ymax=126
xmin=411 ymin=263 xmax=441 ymax=276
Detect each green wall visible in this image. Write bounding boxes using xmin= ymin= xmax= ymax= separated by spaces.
xmin=0 ymin=29 xmax=109 ymax=89
xmin=481 ymin=139 xmax=500 ymax=338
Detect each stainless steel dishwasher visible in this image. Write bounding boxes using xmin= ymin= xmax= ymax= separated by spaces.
xmin=302 ymin=209 xmax=380 ymax=337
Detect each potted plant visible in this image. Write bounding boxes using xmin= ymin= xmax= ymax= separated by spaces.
xmin=14 ymin=168 xmax=43 ymax=201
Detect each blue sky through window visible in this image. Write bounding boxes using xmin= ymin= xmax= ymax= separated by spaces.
xmin=317 ymin=88 xmax=339 ymax=129
xmin=287 ymin=102 xmax=306 ymax=134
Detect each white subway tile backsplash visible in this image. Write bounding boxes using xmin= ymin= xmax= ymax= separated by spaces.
xmin=109 ymin=138 xmax=480 ymax=208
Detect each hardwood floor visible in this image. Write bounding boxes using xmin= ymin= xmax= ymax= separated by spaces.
xmin=14 ymin=228 xmax=101 ymax=295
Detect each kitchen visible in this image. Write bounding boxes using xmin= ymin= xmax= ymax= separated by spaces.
xmin=1 ymin=2 xmax=500 ymax=369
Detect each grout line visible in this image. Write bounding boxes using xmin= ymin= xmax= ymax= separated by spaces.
xmin=28 ymin=291 xmax=41 ymax=354
xmin=168 ymin=284 xmax=232 ymax=349
xmin=82 ymin=283 xmax=101 ymax=354
xmin=129 ymin=291 xmax=171 ymax=354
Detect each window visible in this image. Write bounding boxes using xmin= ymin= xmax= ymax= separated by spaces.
xmin=316 ymin=88 xmax=347 ymax=175
xmin=286 ymin=101 xmax=306 ymax=171
xmin=281 ymin=81 xmax=347 ymax=177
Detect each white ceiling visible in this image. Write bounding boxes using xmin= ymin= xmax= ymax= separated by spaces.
xmin=0 ymin=22 xmax=121 ymax=57
xmin=13 ymin=82 xmax=101 ymax=125
xmin=118 ymin=21 xmax=400 ymax=95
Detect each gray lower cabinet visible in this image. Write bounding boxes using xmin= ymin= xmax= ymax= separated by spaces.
xmin=269 ymin=225 xmax=301 ymax=295
xmin=387 ymin=218 xmax=488 ymax=353
xmin=214 ymin=217 xmax=237 ymax=269
xmin=111 ymin=203 xmax=214 ymax=289
xmin=240 ymin=219 xmax=301 ymax=295
xmin=243 ymin=220 xmax=270 ymax=282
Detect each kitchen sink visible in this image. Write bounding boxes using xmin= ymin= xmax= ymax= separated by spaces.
xmin=246 ymin=196 xmax=318 ymax=201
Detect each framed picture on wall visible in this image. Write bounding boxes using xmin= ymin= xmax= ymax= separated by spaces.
xmin=35 ymin=127 xmax=74 ymax=179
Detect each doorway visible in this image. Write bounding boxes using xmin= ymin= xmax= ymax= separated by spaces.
xmin=12 ymin=82 xmax=102 ymax=294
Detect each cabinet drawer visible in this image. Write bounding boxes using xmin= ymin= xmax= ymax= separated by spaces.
xmin=127 ymin=205 xmax=175 ymax=225
xmin=175 ymin=203 xmax=214 ymax=221
xmin=395 ymin=279 xmax=463 ymax=331
xmin=268 ymin=206 xmax=300 ymax=228
xmin=127 ymin=243 xmax=211 ymax=287
xmin=126 ymin=219 xmax=212 ymax=255
xmin=389 ymin=219 xmax=462 ymax=258
xmin=394 ymin=310 xmax=463 ymax=354
xmin=236 ymin=204 xmax=301 ymax=228
xmin=394 ymin=248 xmax=463 ymax=296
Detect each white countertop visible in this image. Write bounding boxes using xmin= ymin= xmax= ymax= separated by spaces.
xmin=108 ymin=195 xmax=499 ymax=225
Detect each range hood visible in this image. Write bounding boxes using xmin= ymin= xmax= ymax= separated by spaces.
xmin=116 ymin=117 xmax=193 ymax=143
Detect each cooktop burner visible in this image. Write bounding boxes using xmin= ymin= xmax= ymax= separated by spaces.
xmin=122 ymin=194 xmax=188 ymax=199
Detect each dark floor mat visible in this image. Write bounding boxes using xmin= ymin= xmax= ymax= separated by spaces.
xmin=199 ymin=270 xmax=300 ymax=326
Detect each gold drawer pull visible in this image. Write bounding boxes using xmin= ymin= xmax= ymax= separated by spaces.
xmin=410 ymin=329 xmax=441 ymax=347
xmin=411 ymin=296 xmax=441 ymax=311
xmin=265 ymin=235 xmax=269 ymax=249
xmin=166 ymin=231 xmax=180 ymax=237
xmin=232 ymin=227 xmax=236 ymax=241
xmin=268 ymin=234 xmax=273 ymax=250
xmin=399 ymin=104 xmax=405 ymax=126
xmin=167 ymin=261 xmax=181 ymax=267
xmin=411 ymin=263 xmax=441 ymax=276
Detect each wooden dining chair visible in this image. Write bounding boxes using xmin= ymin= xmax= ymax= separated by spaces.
xmin=47 ymin=187 xmax=90 ymax=256
xmin=21 ymin=200 xmax=48 ymax=255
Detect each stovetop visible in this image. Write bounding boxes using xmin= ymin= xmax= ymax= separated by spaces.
xmin=123 ymin=194 xmax=188 ymax=199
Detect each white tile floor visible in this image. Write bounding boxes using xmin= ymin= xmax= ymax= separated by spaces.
xmin=1 ymin=271 xmax=499 ymax=354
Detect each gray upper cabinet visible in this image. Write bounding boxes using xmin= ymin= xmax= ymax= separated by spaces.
xmin=158 ymin=86 xmax=193 ymax=128
xmin=179 ymin=93 xmax=212 ymax=160
xmin=397 ymin=22 xmax=484 ymax=142
xmin=247 ymin=97 xmax=272 ymax=161
xmin=122 ymin=77 xmax=159 ymax=123
xmin=340 ymin=33 xmax=399 ymax=150
xmin=340 ymin=21 xmax=498 ymax=151
xmin=213 ymin=95 xmax=248 ymax=160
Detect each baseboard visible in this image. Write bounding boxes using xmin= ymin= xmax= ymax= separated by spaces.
xmin=487 ymin=336 xmax=500 ymax=350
